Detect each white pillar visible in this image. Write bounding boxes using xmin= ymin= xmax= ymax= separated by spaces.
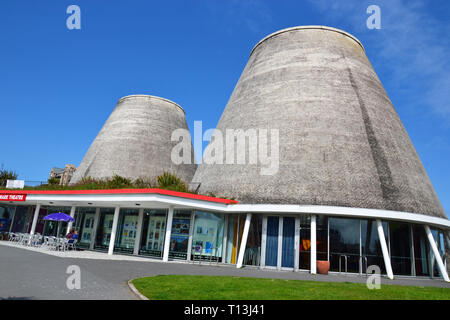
xmin=90 ymin=208 xmax=100 ymax=250
xmin=30 ymin=204 xmax=41 ymax=235
xmin=260 ymin=216 xmax=267 ymax=268
xmin=277 ymin=216 xmax=283 ymax=270
xmin=425 ymin=226 xmax=449 ymax=282
xmin=376 ymin=219 xmax=394 ymax=279
xmin=187 ymin=211 xmax=195 ymax=261
xmin=66 ymin=206 xmax=76 ymax=235
xmin=133 ymin=208 xmax=144 ymax=255
xmin=310 ymin=215 xmax=317 ymax=274
xmin=163 ymin=206 xmax=174 ymax=262
xmin=107 ymin=206 xmax=120 ymax=255
xmin=236 ymin=213 xmax=252 ymax=268
xmin=294 ymin=217 xmax=300 ymax=271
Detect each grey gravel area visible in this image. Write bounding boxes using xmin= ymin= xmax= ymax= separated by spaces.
xmin=0 ymin=242 xmax=448 ymax=300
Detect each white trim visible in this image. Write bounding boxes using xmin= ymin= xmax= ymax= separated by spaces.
xmin=425 ymin=225 xmax=449 ymax=282
xmin=277 ymin=216 xmax=283 ymax=270
xmin=187 ymin=210 xmax=195 ymax=261
xmin=17 ymin=194 xmax=450 ymax=230
xmin=294 ymin=217 xmax=300 ymax=270
xmin=377 ymin=219 xmax=394 ymax=280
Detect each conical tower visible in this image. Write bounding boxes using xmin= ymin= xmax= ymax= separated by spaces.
xmin=192 ymin=26 xmax=445 ymax=218
xmin=71 ymin=95 xmax=196 ymax=184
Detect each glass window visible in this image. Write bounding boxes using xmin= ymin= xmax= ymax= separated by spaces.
xmin=11 ymin=206 xmax=34 ymax=233
xmin=265 ymin=216 xmax=279 ymax=267
xmin=169 ymin=210 xmax=192 ymax=260
xmin=139 ymin=209 xmax=167 ymax=258
xmin=412 ymin=225 xmax=430 ymax=277
xmin=225 ymin=214 xmax=245 ymax=264
xmin=361 ymin=220 xmax=388 ymax=275
xmin=42 ymin=206 xmax=71 ymax=237
xmin=192 ymin=211 xmax=225 ymax=262
xmin=299 ymin=215 xmax=328 ymax=270
xmin=0 ymin=205 xmax=15 ymax=233
xmin=243 ymin=215 xmax=262 ymax=266
xmin=329 ymin=217 xmax=360 ymax=273
xmin=389 ymin=222 xmax=412 ymax=276
xmin=94 ymin=208 xmax=115 ymax=251
xmin=73 ymin=207 xmax=96 ymax=248
xmin=114 ymin=209 xmax=139 ymax=254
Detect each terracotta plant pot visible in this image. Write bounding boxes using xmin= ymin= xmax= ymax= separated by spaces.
xmin=317 ymin=260 xmax=330 ymax=275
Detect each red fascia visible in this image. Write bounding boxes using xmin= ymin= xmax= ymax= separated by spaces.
xmin=0 ymin=188 xmax=238 ymax=205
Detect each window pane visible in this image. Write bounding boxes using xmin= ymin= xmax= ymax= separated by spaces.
xmin=192 ymin=211 xmax=225 ymax=262
xmin=389 ymin=222 xmax=412 ymax=276
xmin=114 ymin=209 xmax=139 ymax=254
xmin=329 ymin=217 xmax=360 ymax=273
xmin=94 ymin=208 xmax=115 ymax=251
xmin=243 ymin=215 xmax=262 ymax=266
xmin=169 ymin=210 xmax=192 ymax=260
xmin=412 ymin=225 xmax=430 ymax=277
xmin=139 ymin=209 xmax=167 ymax=258
xmin=361 ymin=220 xmax=387 ymax=274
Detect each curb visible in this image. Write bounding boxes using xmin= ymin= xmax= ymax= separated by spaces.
xmin=127 ymin=279 xmax=149 ymax=300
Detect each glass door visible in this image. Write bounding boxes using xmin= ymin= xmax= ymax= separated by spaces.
xmin=94 ymin=208 xmax=115 ymax=251
xmin=281 ymin=217 xmax=295 ymax=268
xmin=265 ymin=216 xmax=279 ymax=267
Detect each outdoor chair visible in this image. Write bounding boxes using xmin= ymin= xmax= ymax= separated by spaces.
xmin=66 ymin=239 xmax=77 ymax=251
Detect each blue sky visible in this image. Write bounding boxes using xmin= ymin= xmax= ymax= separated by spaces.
xmin=0 ymin=0 xmax=449 ymax=215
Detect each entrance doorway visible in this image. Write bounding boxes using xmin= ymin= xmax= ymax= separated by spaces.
xmin=264 ymin=216 xmax=297 ymax=269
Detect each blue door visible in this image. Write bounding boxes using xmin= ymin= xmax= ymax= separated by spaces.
xmin=282 ymin=217 xmax=295 ymax=268
xmin=265 ymin=216 xmax=279 ymax=267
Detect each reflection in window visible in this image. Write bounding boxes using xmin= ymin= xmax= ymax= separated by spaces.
xmin=243 ymin=215 xmax=262 ymax=266
xmin=389 ymin=222 xmax=412 ymax=276
xmin=329 ymin=217 xmax=360 ymax=273
xmin=114 ymin=209 xmax=139 ymax=254
xmin=225 ymin=214 xmax=245 ymax=264
xmin=139 ymin=209 xmax=167 ymax=258
xmin=298 ymin=215 xmax=328 ymax=270
xmin=42 ymin=206 xmax=71 ymax=237
xmin=94 ymin=208 xmax=115 ymax=251
xmin=73 ymin=207 xmax=96 ymax=248
xmin=0 ymin=205 xmax=15 ymax=233
xmin=361 ymin=220 xmax=388 ymax=274
xmin=412 ymin=225 xmax=430 ymax=277
xmin=192 ymin=211 xmax=225 ymax=262
xmin=169 ymin=210 xmax=192 ymax=260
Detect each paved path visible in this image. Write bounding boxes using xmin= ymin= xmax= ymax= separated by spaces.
xmin=0 ymin=242 xmax=448 ymax=300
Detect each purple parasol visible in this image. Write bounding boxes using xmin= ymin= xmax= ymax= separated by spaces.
xmin=43 ymin=212 xmax=74 ymax=222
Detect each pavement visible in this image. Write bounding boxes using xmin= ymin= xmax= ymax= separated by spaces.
xmin=0 ymin=241 xmax=449 ymax=300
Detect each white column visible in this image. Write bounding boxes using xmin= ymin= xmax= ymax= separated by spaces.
xmin=425 ymin=225 xmax=449 ymax=282
xmin=107 ymin=206 xmax=120 ymax=255
xmin=236 ymin=213 xmax=252 ymax=268
xmin=90 ymin=208 xmax=100 ymax=250
xmin=66 ymin=206 xmax=76 ymax=235
xmin=310 ymin=215 xmax=317 ymax=274
xmin=133 ymin=208 xmax=144 ymax=255
xmin=260 ymin=216 xmax=267 ymax=268
xmin=376 ymin=219 xmax=394 ymax=279
xmin=163 ymin=206 xmax=174 ymax=262
xmin=294 ymin=217 xmax=300 ymax=271
xmin=30 ymin=204 xmax=41 ymax=235
xmin=277 ymin=216 xmax=283 ymax=270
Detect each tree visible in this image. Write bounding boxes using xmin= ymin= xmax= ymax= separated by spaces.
xmin=0 ymin=164 xmax=18 ymax=187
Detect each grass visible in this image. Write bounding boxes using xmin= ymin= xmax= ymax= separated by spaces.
xmin=132 ymin=275 xmax=450 ymax=300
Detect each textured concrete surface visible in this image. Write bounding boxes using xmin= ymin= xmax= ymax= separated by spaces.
xmin=193 ymin=26 xmax=445 ymax=218
xmin=71 ymin=95 xmax=197 ymax=185
xmin=0 ymin=242 xmax=448 ymax=300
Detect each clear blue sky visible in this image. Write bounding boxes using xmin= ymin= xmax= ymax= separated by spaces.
xmin=1 ymin=0 xmax=449 ymax=216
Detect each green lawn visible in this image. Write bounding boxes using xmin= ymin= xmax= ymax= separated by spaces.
xmin=131 ymin=275 xmax=450 ymax=300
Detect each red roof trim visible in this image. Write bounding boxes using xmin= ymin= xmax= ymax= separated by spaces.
xmin=0 ymin=189 xmax=238 ymax=205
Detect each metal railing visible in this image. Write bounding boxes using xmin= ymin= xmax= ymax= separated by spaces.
xmin=338 ymin=255 xmax=348 ymax=273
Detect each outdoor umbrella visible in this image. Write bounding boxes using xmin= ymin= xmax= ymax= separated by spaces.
xmin=43 ymin=212 xmax=75 ymax=237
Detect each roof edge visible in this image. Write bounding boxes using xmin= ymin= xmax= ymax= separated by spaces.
xmin=117 ymin=95 xmax=185 ymax=113
xmin=250 ymin=25 xmax=365 ymax=57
